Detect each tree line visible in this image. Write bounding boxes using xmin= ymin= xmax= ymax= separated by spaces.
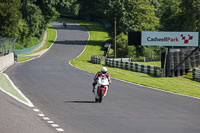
xmin=0 ymin=0 xmax=200 ymax=53
xmin=76 ymin=0 xmax=200 ymax=58
xmin=0 ymin=0 xmax=59 ymax=48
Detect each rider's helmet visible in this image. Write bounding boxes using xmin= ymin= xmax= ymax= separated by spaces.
xmin=101 ymin=67 xmax=107 ymax=74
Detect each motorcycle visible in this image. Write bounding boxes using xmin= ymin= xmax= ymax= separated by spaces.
xmin=94 ymin=76 xmax=109 ymax=103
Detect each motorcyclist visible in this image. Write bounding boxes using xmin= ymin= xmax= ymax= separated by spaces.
xmin=92 ymin=67 xmax=112 ymax=92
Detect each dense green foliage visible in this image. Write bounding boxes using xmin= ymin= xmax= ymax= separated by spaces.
xmin=0 ymin=0 xmax=21 ymax=38
xmin=105 ymin=0 xmax=159 ymax=33
xmin=55 ymin=0 xmax=79 ymax=16
xmin=75 ymin=0 xmax=200 ymax=59
xmin=1 ymin=0 xmax=199 ymax=51
xmin=0 ymin=0 xmax=59 ymax=48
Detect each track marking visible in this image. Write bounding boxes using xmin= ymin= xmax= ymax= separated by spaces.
xmin=47 ymin=121 xmax=55 ymax=124
xmin=0 ymin=73 xmax=34 ymax=107
xmin=68 ymin=24 xmax=200 ymax=101
xmin=51 ymin=124 xmax=59 ymax=127
xmin=1 ymin=24 xmax=64 ymax=132
xmin=112 ymin=77 xmax=200 ymax=100
xmin=56 ymin=128 xmax=64 ymax=132
xmin=33 ymin=108 xmax=40 ymax=112
xmin=38 ymin=113 xmax=45 ymax=117
xmin=43 ymin=117 xmax=50 ymax=120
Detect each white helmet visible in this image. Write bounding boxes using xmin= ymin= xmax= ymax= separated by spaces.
xmin=101 ymin=67 xmax=107 ymax=74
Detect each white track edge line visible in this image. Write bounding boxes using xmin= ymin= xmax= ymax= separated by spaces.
xmin=2 ymin=73 xmax=34 ymax=107
xmin=0 ymin=87 xmax=33 ymax=107
xmin=68 ymin=27 xmax=200 ymax=101
xmin=0 ymin=28 xmax=58 ymax=108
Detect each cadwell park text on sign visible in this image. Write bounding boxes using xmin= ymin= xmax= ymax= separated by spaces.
xmin=142 ymin=32 xmax=199 ymax=47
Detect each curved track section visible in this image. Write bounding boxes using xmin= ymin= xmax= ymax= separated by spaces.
xmin=6 ymin=22 xmax=200 ymax=133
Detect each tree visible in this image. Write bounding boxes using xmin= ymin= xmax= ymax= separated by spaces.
xmin=0 ymin=0 xmax=22 ymax=38
xmin=104 ymin=0 xmax=160 ymax=34
xmin=159 ymin=0 xmax=181 ymax=31
xmin=55 ymin=0 xmax=79 ymax=16
xmin=24 ymin=2 xmax=45 ymax=38
xmin=116 ymin=33 xmax=128 ymax=57
xmin=16 ymin=19 xmax=29 ymax=47
xmin=34 ymin=0 xmax=59 ymax=25
xmin=179 ymin=0 xmax=200 ymax=32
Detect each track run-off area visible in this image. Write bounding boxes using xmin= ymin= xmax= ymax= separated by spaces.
xmin=5 ymin=22 xmax=200 ymax=133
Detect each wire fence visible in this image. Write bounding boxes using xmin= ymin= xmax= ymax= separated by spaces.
xmin=0 ymin=31 xmax=46 ymax=56
xmin=0 ymin=37 xmax=17 ymax=56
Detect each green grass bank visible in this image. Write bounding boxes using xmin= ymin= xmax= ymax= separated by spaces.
xmin=0 ymin=73 xmax=26 ymax=102
xmin=60 ymin=18 xmax=200 ymax=98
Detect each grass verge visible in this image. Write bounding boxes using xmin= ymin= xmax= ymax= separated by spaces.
xmin=17 ymin=57 xmax=33 ymax=62
xmin=0 ymin=73 xmax=26 ymax=102
xmin=0 ymin=24 xmax=56 ymax=105
xmin=62 ymin=18 xmax=200 ymax=98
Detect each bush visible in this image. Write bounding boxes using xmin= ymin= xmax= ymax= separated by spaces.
xmin=115 ymin=33 xmax=128 ymax=57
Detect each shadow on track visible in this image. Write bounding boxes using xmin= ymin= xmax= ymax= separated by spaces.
xmin=65 ymin=101 xmax=96 ymax=103
xmin=49 ymin=40 xmax=104 ymax=46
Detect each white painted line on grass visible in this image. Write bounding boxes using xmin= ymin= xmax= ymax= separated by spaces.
xmin=68 ymin=24 xmax=200 ymax=101
xmin=112 ymin=77 xmax=200 ymax=100
xmin=1 ymin=73 xmax=34 ymax=107
xmin=0 ymin=28 xmax=58 ymax=108
xmin=0 ymin=87 xmax=32 ymax=107
xmin=68 ymin=28 xmax=93 ymax=74
xmin=75 ymin=28 xmax=90 ymax=59
xmin=0 ymin=23 xmax=65 ymax=133
xmin=68 ymin=25 xmax=90 ymax=68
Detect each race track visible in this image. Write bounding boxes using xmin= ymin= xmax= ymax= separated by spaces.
xmin=5 ymin=22 xmax=200 ymax=133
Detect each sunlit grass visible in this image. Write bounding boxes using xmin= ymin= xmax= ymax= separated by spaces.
xmin=0 ymin=73 xmax=26 ymax=102
xmin=62 ymin=18 xmax=200 ymax=98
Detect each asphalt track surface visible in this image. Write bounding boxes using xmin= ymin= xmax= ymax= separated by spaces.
xmin=5 ymin=22 xmax=200 ymax=133
xmin=0 ymin=91 xmax=55 ymax=133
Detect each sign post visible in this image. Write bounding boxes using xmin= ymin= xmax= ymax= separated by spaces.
xmin=141 ymin=32 xmax=199 ymax=47
xmin=128 ymin=31 xmax=199 ymax=77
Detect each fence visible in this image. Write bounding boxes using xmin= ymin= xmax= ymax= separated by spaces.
xmin=91 ymin=56 xmax=102 ymax=64
xmin=193 ymin=68 xmax=200 ymax=82
xmin=0 ymin=37 xmax=16 ymax=56
xmin=105 ymin=58 xmax=163 ymax=77
xmin=13 ymin=32 xmax=46 ymax=55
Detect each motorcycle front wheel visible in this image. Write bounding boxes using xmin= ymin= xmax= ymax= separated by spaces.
xmin=95 ymin=98 xmax=98 ymax=102
xmin=98 ymin=89 xmax=103 ymax=103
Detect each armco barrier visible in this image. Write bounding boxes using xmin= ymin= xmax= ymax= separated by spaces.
xmin=105 ymin=58 xmax=163 ymax=77
xmin=91 ymin=56 xmax=106 ymax=64
xmin=193 ymin=68 xmax=200 ymax=81
xmin=0 ymin=53 xmax=14 ymax=72
xmin=13 ymin=32 xmax=46 ymax=55
xmin=91 ymin=56 xmax=101 ymax=64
